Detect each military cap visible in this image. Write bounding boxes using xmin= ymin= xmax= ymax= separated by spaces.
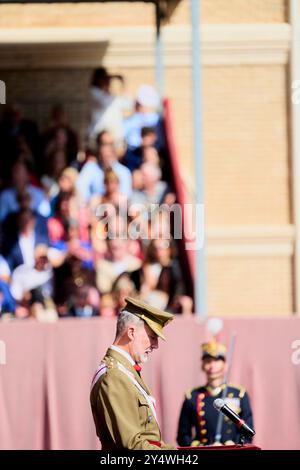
xmin=122 ymin=296 xmax=174 ymax=340
xmin=201 ymin=339 xmax=226 ymax=360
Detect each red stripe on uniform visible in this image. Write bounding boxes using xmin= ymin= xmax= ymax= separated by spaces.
xmin=148 ymin=441 xmax=161 ymax=447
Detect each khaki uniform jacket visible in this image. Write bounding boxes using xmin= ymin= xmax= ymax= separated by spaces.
xmin=90 ymin=347 xmax=175 ymax=450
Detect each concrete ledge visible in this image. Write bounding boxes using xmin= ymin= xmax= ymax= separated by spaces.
xmin=0 ymin=23 xmax=291 ymax=68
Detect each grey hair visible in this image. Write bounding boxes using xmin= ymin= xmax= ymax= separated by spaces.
xmin=115 ymin=310 xmax=144 ymax=339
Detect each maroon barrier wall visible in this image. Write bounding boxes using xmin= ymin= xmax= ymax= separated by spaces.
xmin=0 ymin=317 xmax=299 ymax=450
xmin=163 ymin=98 xmax=195 ymax=293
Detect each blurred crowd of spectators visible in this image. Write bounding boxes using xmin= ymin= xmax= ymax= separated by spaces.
xmin=0 ymin=68 xmax=193 ymax=321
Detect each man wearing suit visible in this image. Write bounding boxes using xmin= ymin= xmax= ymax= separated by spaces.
xmin=177 ymin=340 xmax=254 ymax=447
xmin=4 ymin=208 xmax=49 ymax=271
xmin=0 ymin=160 xmax=50 ymax=222
xmin=90 ymin=296 xmax=175 ymax=450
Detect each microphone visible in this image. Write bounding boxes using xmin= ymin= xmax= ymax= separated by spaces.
xmin=213 ymin=398 xmax=255 ymax=439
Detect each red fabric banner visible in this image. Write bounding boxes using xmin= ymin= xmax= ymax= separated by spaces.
xmin=0 ymin=317 xmax=299 ymax=450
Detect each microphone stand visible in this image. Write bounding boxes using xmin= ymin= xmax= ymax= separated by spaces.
xmin=214 ymin=333 xmax=237 ymax=444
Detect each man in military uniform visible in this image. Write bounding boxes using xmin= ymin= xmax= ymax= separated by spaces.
xmin=90 ymin=296 xmax=176 ymax=450
xmin=177 ymin=340 xmax=253 ymax=447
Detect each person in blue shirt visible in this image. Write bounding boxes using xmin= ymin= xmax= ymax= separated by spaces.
xmin=123 ymin=85 xmax=164 ymax=150
xmin=0 ymin=160 xmax=50 ymax=223
xmin=0 ymin=280 xmax=16 ymax=316
xmin=77 ymin=131 xmax=132 ymax=203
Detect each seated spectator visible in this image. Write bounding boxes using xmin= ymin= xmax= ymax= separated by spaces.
xmin=141 ymin=289 xmax=169 ymax=310
xmin=53 ymin=255 xmax=96 ymax=315
xmin=48 ymin=192 xmax=72 ymax=245
xmin=0 ymin=279 xmax=16 ymax=318
xmin=130 ymin=239 xmax=185 ymax=310
xmin=130 ymin=162 xmax=170 ymax=207
xmin=14 ymin=301 xmax=30 ymax=319
xmin=75 ymin=148 xmax=99 ymax=204
xmin=57 ymin=167 xmax=79 ymax=197
xmin=93 ymin=210 xmax=141 ymax=259
xmin=77 ymin=131 xmax=132 ymax=203
xmin=87 ymin=285 xmax=101 ymax=313
xmin=100 ymin=293 xmax=116 ymax=318
xmin=44 ymin=147 xmax=68 ymax=182
xmin=4 ymin=208 xmax=49 ymax=271
xmin=124 ymin=126 xmax=158 ymax=171
xmin=170 ymin=295 xmax=193 ymax=316
xmin=131 ymin=168 xmax=143 ymax=191
xmin=148 ymin=209 xmax=173 ymax=241
xmin=0 ymin=103 xmax=41 ymax=181
xmin=123 ymin=85 xmax=164 ymax=151
xmin=14 ymin=134 xmax=37 ymax=174
xmin=67 ymin=219 xmax=94 ymax=269
xmin=49 ymin=167 xmax=84 ymax=224
xmin=90 ymin=218 xmax=107 ymax=261
xmin=95 ymin=131 xmax=133 ymax=200
xmin=10 ymin=244 xmax=54 ymax=312
xmin=68 ymin=285 xmax=99 ymax=318
xmin=48 ymin=189 xmax=90 ymax=251
xmin=142 ymin=146 xmax=160 ymax=166
xmin=1 ymin=189 xmax=48 ymax=253
xmin=90 ymin=169 xmax=128 ymax=217
xmin=0 ymin=160 xmax=50 ymax=222
xmin=30 ymin=300 xmax=58 ymax=322
xmin=44 ymin=126 xmax=77 ymax=176
xmin=41 ymin=154 xmax=69 ymax=206
xmin=102 ymin=168 xmax=128 ymax=210
xmin=129 ymin=207 xmax=172 ymax=256
xmin=42 ymin=104 xmax=78 ymax=166
xmin=96 ymin=238 xmax=142 ymax=294
xmin=112 ymin=272 xmax=138 ymax=311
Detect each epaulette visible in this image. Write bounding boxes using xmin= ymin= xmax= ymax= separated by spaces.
xmin=104 ymin=356 xmax=117 ymax=371
xmin=227 ymin=383 xmax=246 ymax=398
xmin=91 ymin=358 xmax=115 ymax=390
xmin=185 ymin=386 xmax=202 ymax=400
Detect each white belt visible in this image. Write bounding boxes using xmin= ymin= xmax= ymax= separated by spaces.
xmin=117 ymin=362 xmax=158 ymax=423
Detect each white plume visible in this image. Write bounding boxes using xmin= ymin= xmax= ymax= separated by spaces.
xmin=206 ymin=318 xmax=223 ymax=336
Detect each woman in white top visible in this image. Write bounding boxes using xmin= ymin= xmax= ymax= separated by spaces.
xmin=87 ymin=67 xmax=132 ymax=149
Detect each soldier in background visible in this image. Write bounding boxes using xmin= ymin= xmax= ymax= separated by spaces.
xmin=177 ymin=340 xmax=253 ymax=447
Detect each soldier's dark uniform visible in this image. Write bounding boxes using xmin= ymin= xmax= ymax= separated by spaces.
xmin=177 ymin=340 xmax=254 ymax=447
xmin=177 ymin=383 xmax=254 ymax=446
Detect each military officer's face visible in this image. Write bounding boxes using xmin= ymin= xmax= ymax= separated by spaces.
xmin=202 ymin=357 xmax=226 ymax=381
xmin=130 ymin=324 xmax=159 ymax=364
